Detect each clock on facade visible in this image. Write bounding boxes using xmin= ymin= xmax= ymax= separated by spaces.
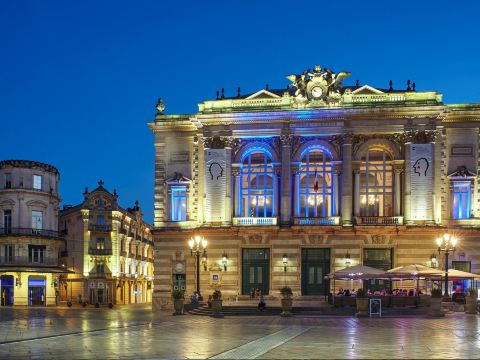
xmin=311 ymin=86 xmax=323 ymax=99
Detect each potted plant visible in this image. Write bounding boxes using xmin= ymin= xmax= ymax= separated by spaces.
xmin=465 ymin=288 xmax=477 ymax=314
xmin=429 ymin=288 xmax=444 ymax=317
xmin=172 ymin=290 xmax=185 ymax=315
xmin=280 ymin=286 xmax=293 ymax=317
xmin=355 ymin=289 xmax=368 ymax=317
xmin=211 ymin=290 xmax=224 ymax=318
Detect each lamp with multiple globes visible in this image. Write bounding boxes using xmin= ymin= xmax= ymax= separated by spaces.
xmin=188 ymin=235 xmax=207 ymax=300
xmin=436 ymin=233 xmax=458 ymax=298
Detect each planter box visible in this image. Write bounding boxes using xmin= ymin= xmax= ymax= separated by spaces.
xmin=428 ymin=297 xmax=444 ymax=317
xmin=173 ymin=299 xmax=184 ymax=315
xmin=211 ymin=299 xmax=224 ymax=318
xmin=281 ymin=298 xmax=293 ymax=317
xmin=356 ymin=298 xmax=368 ymax=317
xmin=465 ymin=295 xmax=477 ymax=314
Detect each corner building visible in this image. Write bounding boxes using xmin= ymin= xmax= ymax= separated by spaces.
xmin=59 ymin=182 xmax=154 ymax=305
xmin=0 ymin=160 xmax=65 ymax=306
xmin=149 ymin=66 xmax=480 ymax=310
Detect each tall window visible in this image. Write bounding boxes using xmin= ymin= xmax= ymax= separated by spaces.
xmin=33 ymin=175 xmax=42 ymax=190
xmin=4 ymin=173 xmax=11 ymax=189
xmin=240 ymin=150 xmax=274 ymax=217
xmin=96 ymin=238 xmax=105 ymax=250
xmin=360 ymin=148 xmax=393 ymax=216
xmin=452 ymin=182 xmax=471 ymax=219
xmin=170 ymin=186 xmax=187 ymax=221
xmin=31 ymin=211 xmax=43 ymax=230
xmin=298 ymin=148 xmax=333 ymax=217
xmin=96 ymin=215 xmax=105 ymax=225
xmin=29 ymin=245 xmax=46 ymax=263
xmin=3 ymin=210 xmax=12 ymax=234
xmin=4 ymin=245 xmax=14 ymax=263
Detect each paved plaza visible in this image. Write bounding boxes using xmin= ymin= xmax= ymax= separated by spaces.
xmin=0 ymin=305 xmax=479 ymax=359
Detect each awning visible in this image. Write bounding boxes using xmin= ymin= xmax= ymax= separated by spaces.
xmin=327 ymin=264 xmax=386 ymax=280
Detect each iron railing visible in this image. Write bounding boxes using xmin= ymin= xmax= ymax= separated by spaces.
xmin=0 ymin=256 xmax=59 ymax=266
xmin=88 ymin=248 xmax=113 ymax=256
xmin=293 ymin=216 xmax=340 ymax=225
xmin=88 ymin=224 xmax=112 ymax=231
xmin=0 ymin=228 xmax=62 ymax=238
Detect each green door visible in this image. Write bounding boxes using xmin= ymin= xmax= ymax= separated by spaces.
xmin=242 ymin=249 xmax=269 ymax=295
xmin=301 ymin=248 xmax=330 ymax=295
xmin=363 ymin=248 xmax=393 ymax=291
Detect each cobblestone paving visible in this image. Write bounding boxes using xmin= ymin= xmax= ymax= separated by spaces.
xmin=0 ymin=306 xmax=479 ymax=359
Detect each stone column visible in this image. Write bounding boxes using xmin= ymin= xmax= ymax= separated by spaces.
xmin=332 ymin=162 xmax=342 ymax=217
xmin=393 ymin=162 xmax=404 ymax=217
xmin=292 ymin=164 xmax=300 ymax=219
xmin=353 ymin=166 xmax=361 ymax=217
xmin=341 ymin=136 xmax=353 ymax=225
xmin=232 ymin=167 xmax=240 ymax=217
xmin=280 ymin=135 xmax=293 ymax=225
xmin=273 ymin=165 xmax=281 ymax=217
xmin=404 ymin=143 xmax=412 ymax=224
xmin=224 ymin=147 xmax=232 ymax=224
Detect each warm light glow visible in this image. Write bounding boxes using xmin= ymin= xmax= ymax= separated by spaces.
xmin=202 ymin=239 xmax=208 ymax=248
xmin=282 ymin=254 xmax=288 ymax=265
xmin=195 ymin=235 xmax=201 ymax=245
xmin=436 ymin=237 xmax=442 ymax=247
xmin=451 ymin=237 xmax=457 ymax=247
xmin=251 ymin=198 xmax=257 ymax=205
xmin=188 ymin=239 xmax=195 ymax=249
xmin=443 ymin=233 xmax=450 ymax=241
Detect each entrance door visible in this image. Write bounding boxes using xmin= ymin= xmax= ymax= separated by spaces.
xmin=1 ymin=275 xmax=14 ymax=306
xmin=28 ymin=277 xmax=45 ymax=306
xmin=301 ymin=248 xmax=330 ymax=295
xmin=242 ymin=249 xmax=269 ymax=295
xmin=363 ymin=248 xmax=393 ymax=291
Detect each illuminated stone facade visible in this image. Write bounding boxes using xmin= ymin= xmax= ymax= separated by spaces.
xmin=149 ymin=66 xmax=480 ymax=310
xmin=0 ymin=160 xmax=65 ymax=306
xmin=59 ymin=182 xmax=154 ymax=305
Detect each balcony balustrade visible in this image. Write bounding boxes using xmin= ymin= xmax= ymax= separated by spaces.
xmin=88 ymin=224 xmax=112 ymax=232
xmin=0 ymin=256 xmax=59 ymax=266
xmin=0 ymin=227 xmax=62 ymax=239
xmin=232 ymin=217 xmax=278 ymax=226
xmin=293 ymin=216 xmax=340 ymax=225
xmin=88 ymin=248 xmax=113 ymax=256
xmin=354 ymin=216 xmax=403 ymax=225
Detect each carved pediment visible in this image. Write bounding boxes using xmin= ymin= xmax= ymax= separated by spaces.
xmin=448 ymin=166 xmax=476 ymax=179
xmin=246 ymin=89 xmax=281 ymax=100
xmin=351 ymin=85 xmax=385 ymax=95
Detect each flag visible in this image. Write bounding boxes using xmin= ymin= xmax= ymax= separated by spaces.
xmin=313 ymin=168 xmax=319 ymax=193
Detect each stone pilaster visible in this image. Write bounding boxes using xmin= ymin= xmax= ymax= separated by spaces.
xmin=280 ymin=134 xmax=293 ymax=225
xmin=393 ymin=162 xmax=404 ymax=217
xmin=333 ymin=162 xmax=342 ymax=217
xmin=341 ymin=137 xmax=353 ymax=225
xmin=404 ymin=143 xmax=412 ymax=224
xmin=353 ymin=165 xmax=361 ymax=217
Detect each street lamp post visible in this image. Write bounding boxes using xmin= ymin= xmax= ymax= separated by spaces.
xmin=436 ymin=233 xmax=457 ymax=298
xmin=188 ymin=235 xmax=207 ymax=301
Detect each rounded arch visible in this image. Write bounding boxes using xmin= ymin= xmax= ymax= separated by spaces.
xmin=354 ymin=138 xmax=401 ymax=161
xmin=294 ymin=140 xmax=338 ymax=162
xmin=234 ymin=141 xmax=278 ymax=164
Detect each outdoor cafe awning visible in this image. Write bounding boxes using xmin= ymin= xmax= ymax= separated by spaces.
xmin=326 ymin=264 xmax=386 ymax=280
xmin=418 ymin=268 xmax=480 ymax=280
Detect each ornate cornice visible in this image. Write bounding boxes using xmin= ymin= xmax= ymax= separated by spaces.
xmin=0 ymin=160 xmax=59 ymax=176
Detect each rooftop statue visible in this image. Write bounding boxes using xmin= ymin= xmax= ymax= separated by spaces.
xmin=286 ymin=65 xmax=351 ymax=105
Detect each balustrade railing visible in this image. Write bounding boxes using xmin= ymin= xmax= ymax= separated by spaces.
xmin=354 ymin=216 xmax=403 ymax=225
xmin=293 ymin=217 xmax=340 ymax=225
xmin=88 ymin=224 xmax=112 ymax=231
xmin=232 ymin=217 xmax=278 ymax=226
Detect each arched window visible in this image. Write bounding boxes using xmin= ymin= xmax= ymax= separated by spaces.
xmin=240 ymin=150 xmax=274 ymax=217
xmin=360 ymin=148 xmax=393 ymax=216
xmin=298 ymin=148 xmax=333 ymax=217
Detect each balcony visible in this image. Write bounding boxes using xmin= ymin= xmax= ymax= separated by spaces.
xmin=88 ymin=224 xmax=112 ymax=232
xmin=232 ymin=217 xmax=278 ymax=226
xmin=0 ymin=227 xmax=62 ymax=239
xmin=0 ymin=256 xmax=59 ymax=266
xmin=1 ymin=185 xmax=58 ymax=197
xmin=293 ymin=217 xmax=340 ymax=225
xmin=354 ymin=216 xmax=403 ymax=226
xmin=119 ymin=227 xmax=127 ymax=235
xmin=88 ymin=248 xmax=113 ymax=256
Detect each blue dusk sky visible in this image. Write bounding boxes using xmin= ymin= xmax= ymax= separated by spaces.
xmin=1 ymin=0 xmax=479 ymax=224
